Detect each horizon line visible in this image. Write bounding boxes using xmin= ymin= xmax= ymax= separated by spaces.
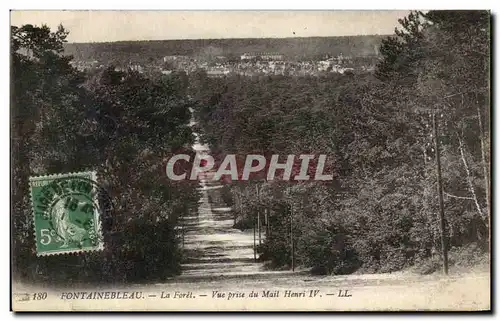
xmin=64 ymin=33 xmax=394 ymax=44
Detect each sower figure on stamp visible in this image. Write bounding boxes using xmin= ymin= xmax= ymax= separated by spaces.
xmin=52 ymin=199 xmax=87 ymax=248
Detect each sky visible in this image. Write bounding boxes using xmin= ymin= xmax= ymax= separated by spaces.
xmin=10 ymin=11 xmax=410 ymax=43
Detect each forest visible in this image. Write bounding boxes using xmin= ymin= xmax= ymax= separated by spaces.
xmin=11 ymin=10 xmax=490 ymax=284
xmin=191 ymin=10 xmax=490 ymax=274
xmin=11 ymin=24 xmax=199 ymax=283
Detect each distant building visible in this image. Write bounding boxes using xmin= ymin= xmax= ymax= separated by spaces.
xmin=318 ymin=60 xmax=333 ymax=71
xmin=206 ymin=67 xmax=230 ymax=78
xmin=70 ymin=60 xmax=100 ymax=71
xmin=241 ymin=52 xmax=284 ymax=61
xmin=114 ymin=64 xmax=144 ymax=73
xmin=240 ymin=53 xmax=255 ymax=60
xmin=335 ymin=53 xmax=353 ymax=64
xmin=163 ymin=55 xmax=189 ymax=63
xmin=129 ymin=64 xmax=144 ymax=73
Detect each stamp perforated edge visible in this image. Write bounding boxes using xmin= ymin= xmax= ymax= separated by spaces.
xmin=28 ymin=170 xmax=105 ymax=257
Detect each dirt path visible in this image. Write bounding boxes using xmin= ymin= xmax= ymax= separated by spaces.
xmin=181 ymin=108 xmax=265 ymax=277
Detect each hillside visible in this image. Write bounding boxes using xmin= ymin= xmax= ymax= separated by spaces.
xmin=63 ymin=35 xmax=387 ymax=64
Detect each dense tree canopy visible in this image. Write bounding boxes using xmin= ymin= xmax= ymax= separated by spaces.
xmin=192 ymin=10 xmax=490 ymax=274
xmin=12 ymin=24 xmax=198 ymax=283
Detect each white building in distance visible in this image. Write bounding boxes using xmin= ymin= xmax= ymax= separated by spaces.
xmin=241 ymin=52 xmax=284 ymax=61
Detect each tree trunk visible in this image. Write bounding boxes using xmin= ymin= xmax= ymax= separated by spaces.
xmin=476 ymin=99 xmax=490 ymax=223
xmin=458 ymin=135 xmax=487 ymax=223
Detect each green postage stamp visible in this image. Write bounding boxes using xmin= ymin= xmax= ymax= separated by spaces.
xmin=29 ymin=171 xmax=104 ymax=256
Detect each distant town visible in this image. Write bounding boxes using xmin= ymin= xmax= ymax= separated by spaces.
xmin=69 ymin=51 xmax=378 ymax=77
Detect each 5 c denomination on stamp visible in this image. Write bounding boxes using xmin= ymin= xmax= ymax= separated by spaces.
xmin=29 ymin=171 xmax=106 ymax=256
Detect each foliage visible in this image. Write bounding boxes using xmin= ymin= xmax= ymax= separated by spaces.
xmin=192 ymin=11 xmax=490 ymax=274
xmin=11 ymin=24 xmax=198 ymax=283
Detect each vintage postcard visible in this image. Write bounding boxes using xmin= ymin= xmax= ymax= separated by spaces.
xmin=10 ymin=10 xmax=491 ymax=311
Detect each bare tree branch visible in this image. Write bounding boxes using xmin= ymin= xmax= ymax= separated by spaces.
xmin=458 ymin=134 xmax=486 ymax=221
xmin=476 ymin=92 xmax=491 ymax=222
xmin=443 ymin=191 xmax=474 ymax=200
